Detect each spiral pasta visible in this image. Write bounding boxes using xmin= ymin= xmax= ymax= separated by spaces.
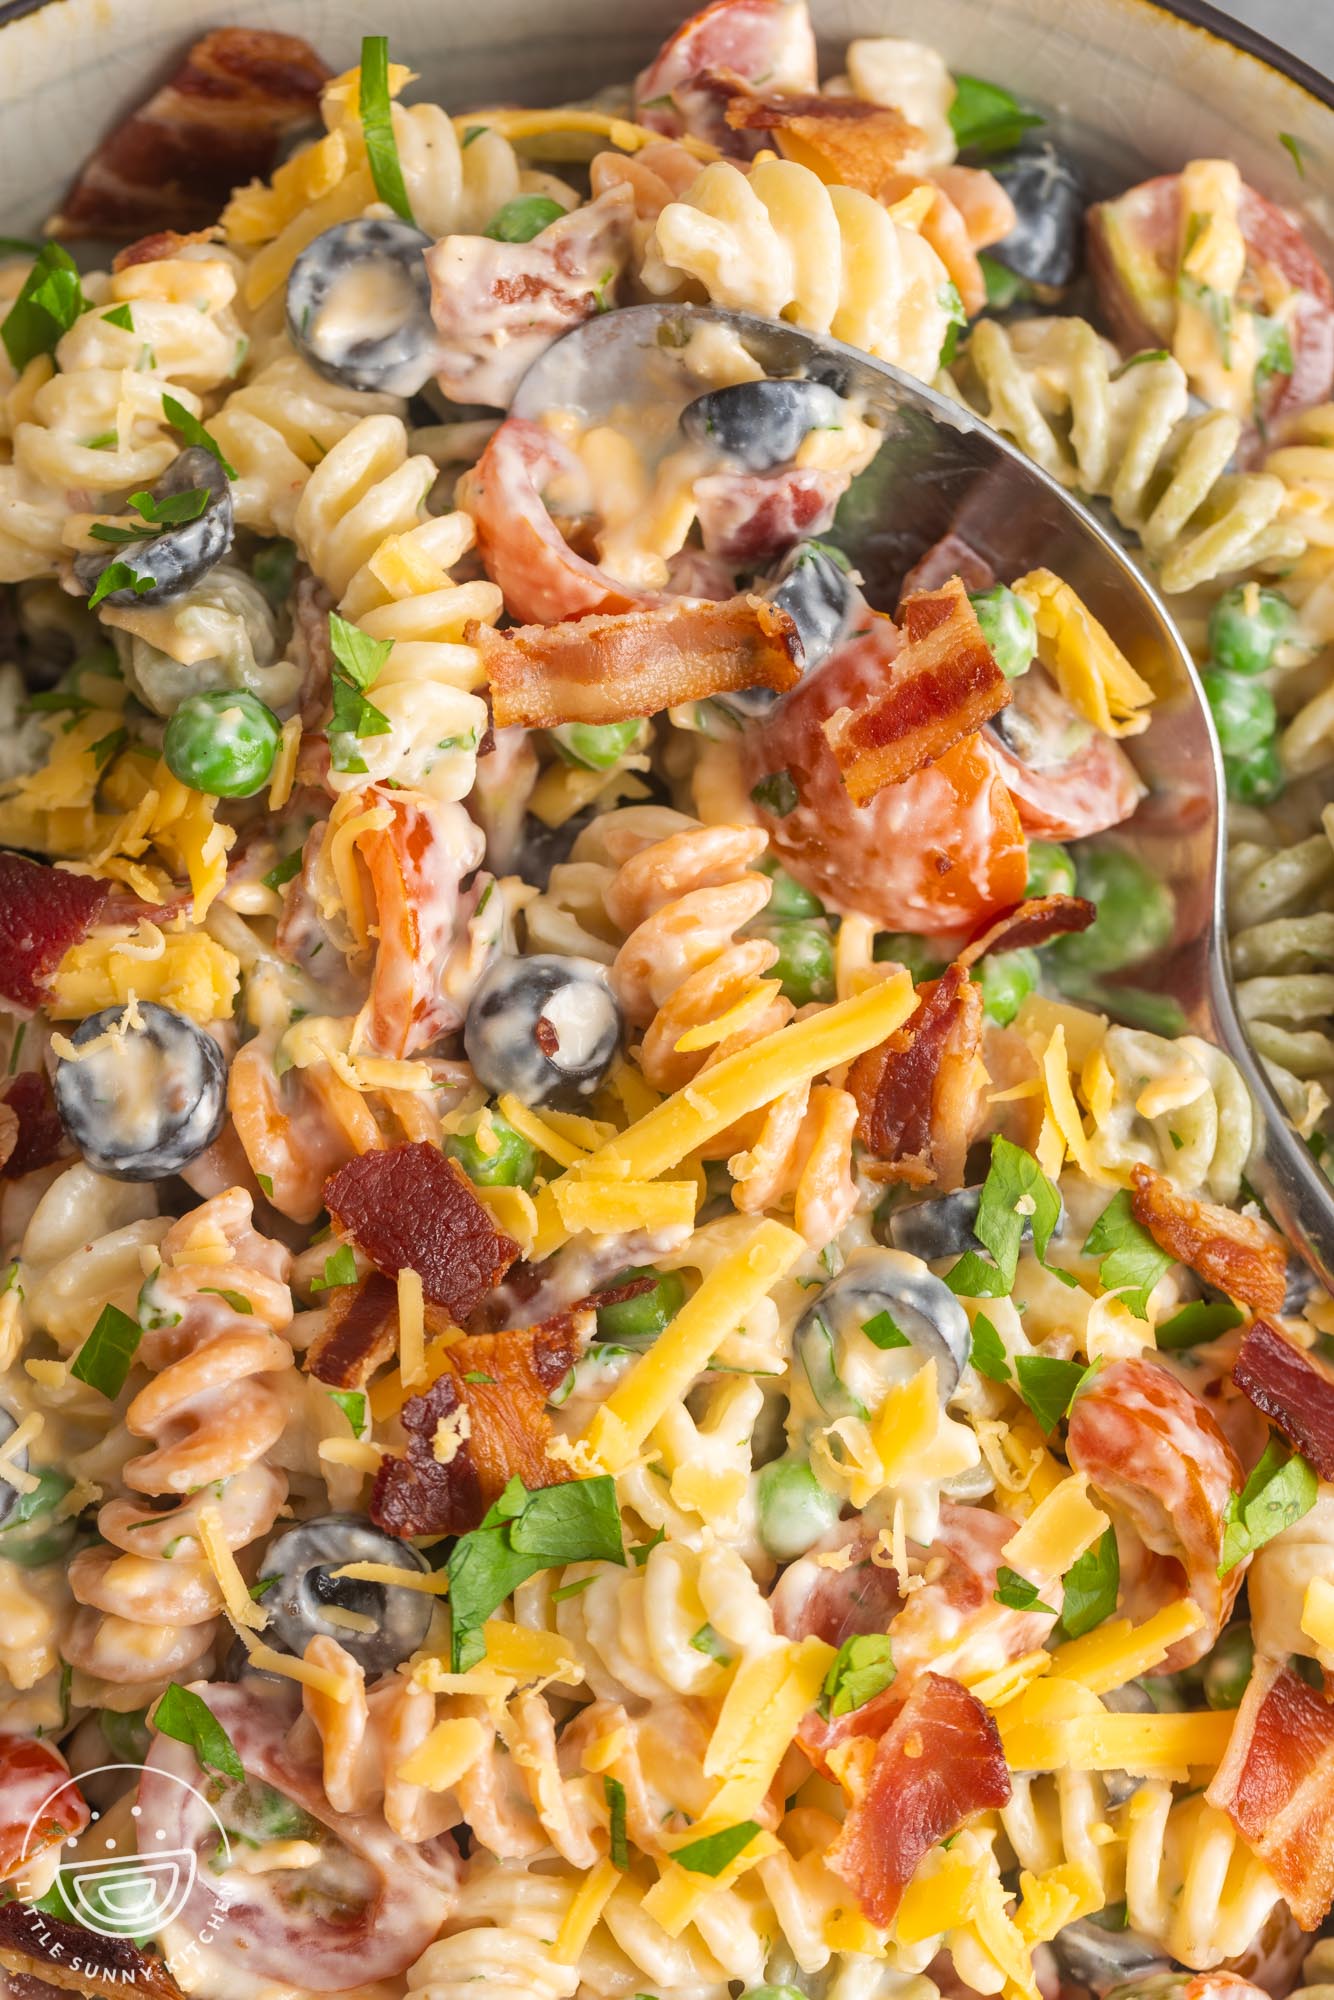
xmin=209 ymin=352 xmax=404 ymax=537
xmin=61 ymin=1189 xmax=293 ymax=1695
xmin=293 ymin=414 xmax=497 ymax=800
xmin=641 ymin=156 xmax=953 ymax=384
xmin=1122 ymin=1782 xmax=1282 ymax=1969
xmin=1228 ymin=819 xmax=1334 ymax=1123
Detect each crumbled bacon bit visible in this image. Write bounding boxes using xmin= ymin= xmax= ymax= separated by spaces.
xmin=324 ymin=1144 xmax=518 ymax=1319
xmin=572 ymin=1273 xmax=658 ymax=1315
xmin=826 ymin=1673 xmax=1011 ymax=1925
xmin=0 ymin=857 xmax=109 ymax=1013
xmin=955 ymin=893 xmax=1097 ymax=969
xmin=722 ymin=77 xmax=921 ymax=197
xmin=112 ymin=227 xmax=219 ymax=270
xmin=0 ymin=1900 xmax=184 ymax=2000
xmin=471 ymin=592 xmax=802 ymax=730
xmin=633 ymin=0 xmax=817 ymax=153
xmin=370 ymin=1311 xmax=591 ymax=1537
xmin=1233 ymin=1320 xmax=1334 ymax=1482
xmin=847 ymin=962 xmax=985 ymax=1189
xmin=1207 ymin=1657 xmax=1334 ymax=1929
xmin=1130 ymin=1164 xmax=1289 ymax=1316
xmin=822 ymin=578 xmax=1011 ymax=805
xmin=51 ymin=30 xmax=331 ymax=239
xmin=534 ymin=1016 xmax=561 ymax=1059
xmin=304 ymin=1273 xmax=402 ymax=1390
xmin=0 ymin=1073 xmax=69 ymax=1181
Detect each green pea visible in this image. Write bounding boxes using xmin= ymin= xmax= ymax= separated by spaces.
xmin=742 ymin=1988 xmax=807 ymax=2000
xmin=975 ymin=947 xmax=1039 ymax=1026
xmin=598 ymin=1266 xmax=687 ymax=1342
xmin=100 ymin=1706 xmax=152 ymax=1763
xmin=769 ymin=921 xmax=835 ymax=1006
xmin=163 ymin=689 xmax=281 ymax=798
xmin=1207 ymin=583 xmax=1296 ymax=676
xmin=1202 ymin=1624 xmax=1254 ymax=1711
xmin=758 ymin=856 xmax=824 ymax=920
xmin=252 ymin=538 xmax=296 ymax=608
xmin=1224 ymin=739 xmax=1285 ymax=807
xmin=484 ymin=195 xmax=566 ymax=242
xmin=755 ymin=1454 xmax=842 ymax=1560
xmin=1048 ymin=846 xmax=1175 ymax=979
xmin=1202 ymin=668 xmax=1276 ymax=758
xmin=549 ymin=719 xmax=643 ymax=771
xmin=446 ymin=1113 xmax=537 ymax=1189
xmin=969 ymin=584 xmax=1038 ymax=680
xmin=873 ymin=931 xmax=945 ymax=982
xmin=1024 ymin=840 xmax=1077 ymax=900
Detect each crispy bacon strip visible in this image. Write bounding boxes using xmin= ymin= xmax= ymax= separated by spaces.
xmin=633 ymin=0 xmax=817 ymax=152
xmin=1131 ymin=1164 xmax=1289 ymax=1317
xmin=822 ymin=578 xmax=1011 ymax=806
xmin=1206 ymin=1658 xmax=1334 ymax=1929
xmin=112 ymin=227 xmax=219 ymax=271
xmin=1067 ymin=1356 xmax=1243 ymax=1669
xmin=324 ymin=1143 xmax=518 ymax=1319
xmin=0 ymin=1902 xmax=184 ymax=2000
xmin=826 ymin=1673 xmax=1011 ymax=1926
xmin=305 ymin=1272 xmax=401 ymax=1390
xmin=846 ymin=962 xmax=985 ymax=1189
xmin=1234 ymin=1320 xmax=1334 ymax=1482
xmin=0 ymin=856 xmax=109 ymax=1014
xmin=472 ymin=593 xmax=802 ymax=730
xmin=371 ymin=1311 xmax=591 ymax=1537
xmin=0 ymin=1072 xmax=68 ymax=1181
xmin=956 ymin=893 xmax=1097 ymax=969
xmin=51 ymin=30 xmax=331 ymax=239
xmin=722 ymin=80 xmax=920 ymax=196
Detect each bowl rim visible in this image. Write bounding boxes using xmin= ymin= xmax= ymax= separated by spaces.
xmin=0 ymin=0 xmax=1327 ymax=106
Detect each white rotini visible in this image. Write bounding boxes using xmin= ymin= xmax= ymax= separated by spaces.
xmin=1248 ymin=1484 xmax=1334 ymax=1666
xmin=641 ymin=156 xmax=953 ymax=384
xmin=1228 ymin=815 xmax=1334 ymax=1123
xmin=1085 ymin=1024 xmax=1254 ymax=1202
xmin=1122 ymin=1782 xmax=1282 ymax=1968
xmin=209 ymin=352 xmax=403 ymax=538
xmin=293 ymin=414 xmax=499 ymax=800
xmin=951 ymin=318 xmax=1304 ymax=593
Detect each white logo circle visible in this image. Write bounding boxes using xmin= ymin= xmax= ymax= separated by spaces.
xmin=14 ymin=1761 xmax=236 ymax=1980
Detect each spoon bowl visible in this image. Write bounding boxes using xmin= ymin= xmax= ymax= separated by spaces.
xmin=515 ymin=302 xmax=1334 ymax=1289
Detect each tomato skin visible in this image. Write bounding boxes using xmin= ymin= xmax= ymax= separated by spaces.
xmin=743 ymin=619 xmax=1027 ymax=931
xmin=633 ymin=0 xmax=817 ymax=151
xmin=984 ymin=666 xmax=1145 ymax=841
xmin=0 ymin=1734 xmax=89 ymax=1883
xmin=1088 ymin=172 xmax=1334 ymax=430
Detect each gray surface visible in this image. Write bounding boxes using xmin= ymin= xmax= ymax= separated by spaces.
xmin=1214 ymin=0 xmax=1334 ymax=81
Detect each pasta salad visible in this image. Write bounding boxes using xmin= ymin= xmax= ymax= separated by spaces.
xmin=0 ymin=9 xmax=1332 ymax=2000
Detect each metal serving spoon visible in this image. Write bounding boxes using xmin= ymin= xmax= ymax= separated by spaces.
xmin=514 ymin=303 xmax=1334 ymax=1292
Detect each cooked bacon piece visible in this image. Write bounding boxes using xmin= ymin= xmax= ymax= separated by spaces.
xmin=458 ymin=419 xmax=646 ymax=626
xmin=426 ymin=187 xmax=633 ymax=410
xmin=371 ymin=1311 xmax=591 ymax=1537
xmin=572 ymin=1273 xmax=658 ymax=1315
xmin=723 ymin=82 xmax=920 ymax=197
xmin=1067 ymin=1356 xmax=1244 ymax=1669
xmin=633 ymin=0 xmax=817 ymax=153
xmin=473 ymin=593 xmax=802 ymax=730
xmin=694 ymin=467 xmax=848 ymax=563
xmin=0 ymin=856 xmax=109 ymax=1013
xmin=901 ymin=533 xmax=994 ymax=600
xmin=51 ymin=30 xmax=331 ymax=239
xmin=0 ymin=1902 xmax=183 ymax=2000
xmin=1131 ymin=1164 xmax=1289 ymax=1317
xmin=826 ymin=1673 xmax=1011 ymax=1926
xmin=0 ymin=1072 xmax=68 ymax=1181
xmin=823 ymin=579 xmax=1011 ymax=806
xmin=305 ymin=1272 xmax=401 ymax=1390
xmin=1207 ymin=1658 xmax=1334 ymax=1929
xmin=774 ymin=1541 xmax=902 ymax=1650
xmin=955 ymin=893 xmax=1096 ymax=969
xmin=0 ymin=1735 xmax=88 ymax=1885
xmin=357 ymin=790 xmax=487 ymax=1060
xmin=847 ymin=962 xmax=985 ymax=1189
xmin=1233 ymin=1320 xmax=1334 ymax=1482
xmin=112 ymin=227 xmax=218 ymax=271
xmin=324 ymin=1144 xmax=518 ymax=1319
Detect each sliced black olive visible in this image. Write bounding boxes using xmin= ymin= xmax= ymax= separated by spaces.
xmin=261 ymin=1515 xmax=434 ymax=1677
xmin=0 ymin=1409 xmax=27 ymax=1527
xmin=680 ymin=378 xmax=845 ymax=472
xmin=53 ymin=1001 xmax=226 ymax=1181
xmin=889 ymin=1184 xmax=1065 ymax=1263
xmin=514 ymin=806 xmax=596 ymax=892
xmin=286 ymin=217 xmax=436 ymax=395
xmin=720 ymin=540 xmax=855 ymax=722
xmin=1049 ymin=1917 xmax=1167 ymax=1995
xmin=465 ymin=953 xmax=622 ymax=1104
xmin=795 ymin=1247 xmax=972 ymax=1407
xmin=74 ymin=448 xmax=233 ymax=609
xmin=987 ymin=142 xmax=1085 ymax=289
